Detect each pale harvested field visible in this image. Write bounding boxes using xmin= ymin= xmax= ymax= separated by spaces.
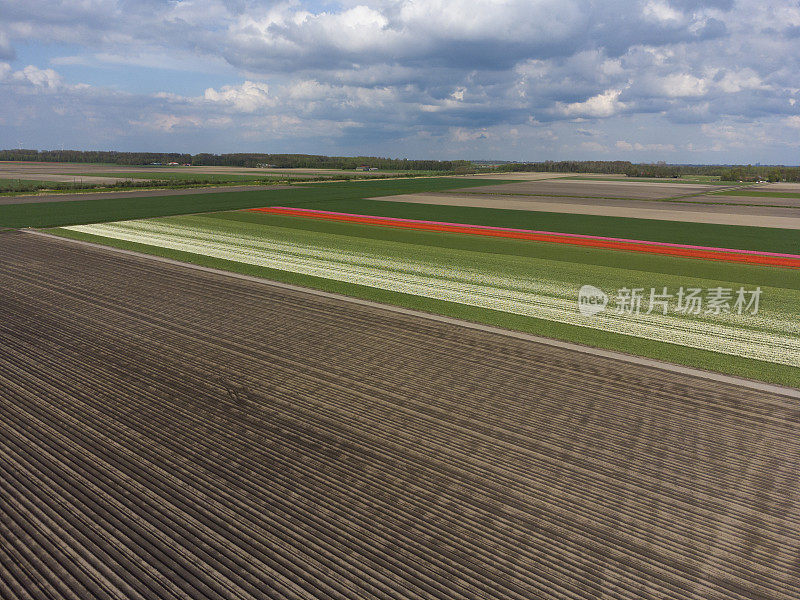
xmin=759 ymin=183 xmax=800 ymax=194
xmin=462 ymin=172 xmax=574 ymax=181
xmin=0 ymin=185 xmax=289 ymax=205
xmin=370 ymin=192 xmax=800 ymax=228
xmin=699 ymin=195 xmax=800 ymax=208
xmin=0 ymin=172 xmax=133 ymax=184
xmin=455 ymin=180 xmax=716 ymax=199
xmin=0 ymin=230 xmax=799 ymax=600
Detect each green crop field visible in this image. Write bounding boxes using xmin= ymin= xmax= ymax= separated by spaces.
xmin=48 ymin=209 xmax=800 ymax=387
xmin=0 ymin=178 xmax=58 ymax=191
xmin=0 ymin=178 xmax=512 ymax=228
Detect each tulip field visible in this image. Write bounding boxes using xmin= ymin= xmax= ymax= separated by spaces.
xmin=54 ymin=207 xmax=800 ymax=386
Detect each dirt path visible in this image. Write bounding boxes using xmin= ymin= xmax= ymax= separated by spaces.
xmin=0 ymin=231 xmax=797 ymax=599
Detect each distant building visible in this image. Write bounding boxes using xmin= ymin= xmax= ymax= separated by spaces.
xmin=356 ymin=165 xmax=370 ymax=171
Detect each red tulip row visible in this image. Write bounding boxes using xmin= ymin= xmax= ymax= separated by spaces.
xmin=250 ymin=206 xmax=800 ymax=269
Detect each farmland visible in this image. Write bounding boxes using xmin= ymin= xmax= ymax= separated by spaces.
xmin=73 ymin=171 xmax=290 ymax=182
xmin=0 ymin=172 xmax=787 ymax=387
xmin=712 ymin=189 xmax=800 ymax=199
xmin=445 ymin=179 xmax=720 ymax=199
xmin=0 ymin=160 xmax=449 ymax=198
xmin=269 ymin=197 xmax=800 ymax=253
xmin=0 ymin=160 xmax=439 ymax=184
xmin=1 ymin=229 xmax=799 ymax=600
xmin=52 ymin=205 xmax=800 ymax=386
xmin=0 ymin=178 xmax=510 ymax=228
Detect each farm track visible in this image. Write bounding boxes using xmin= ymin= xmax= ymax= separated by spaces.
xmin=0 ymin=231 xmax=798 ymax=600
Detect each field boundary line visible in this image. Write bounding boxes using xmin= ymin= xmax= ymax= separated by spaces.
xmin=25 ymin=228 xmax=800 ymax=398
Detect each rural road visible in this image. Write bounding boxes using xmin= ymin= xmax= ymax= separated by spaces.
xmin=1 ymin=230 xmax=797 ymax=599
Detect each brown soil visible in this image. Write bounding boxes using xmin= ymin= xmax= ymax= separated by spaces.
xmin=0 ymin=231 xmax=797 ymax=599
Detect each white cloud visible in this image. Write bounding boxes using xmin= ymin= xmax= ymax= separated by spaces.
xmin=13 ymin=65 xmax=62 ymax=88
xmin=558 ymin=89 xmax=627 ymax=118
xmin=616 ymin=140 xmax=676 ymax=151
xmin=643 ymin=1 xmax=684 ymax=23
xmin=655 ymin=73 xmax=708 ymax=97
xmin=580 ymin=141 xmax=607 ymax=152
xmin=716 ymin=69 xmax=765 ymax=93
xmin=0 ymin=31 xmax=13 ymax=59
xmin=167 ymin=0 xmax=231 ymax=26
xmin=783 ymin=116 xmax=800 ymax=128
xmin=130 ymin=114 xmax=203 ymax=132
xmin=450 ymin=127 xmax=490 ymax=142
xmin=203 ymin=81 xmax=274 ymax=112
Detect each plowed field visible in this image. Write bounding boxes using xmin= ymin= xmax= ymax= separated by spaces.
xmin=1 ymin=231 xmax=798 ymax=599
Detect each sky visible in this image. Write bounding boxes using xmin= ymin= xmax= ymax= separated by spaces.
xmin=1 ymin=0 xmax=799 ymax=163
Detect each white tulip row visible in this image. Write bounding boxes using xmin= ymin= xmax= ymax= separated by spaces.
xmin=64 ymin=220 xmax=799 ymax=367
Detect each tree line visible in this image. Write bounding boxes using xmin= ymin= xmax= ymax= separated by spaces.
xmin=3 ymin=150 xmax=798 ymax=181
xmin=493 ymin=160 xmax=800 ymax=182
xmin=0 ymin=149 xmax=473 ymax=172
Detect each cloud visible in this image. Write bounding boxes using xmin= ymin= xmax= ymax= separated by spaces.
xmin=203 ymin=80 xmax=274 ymax=112
xmin=558 ymin=89 xmax=627 ymax=118
xmin=0 ymin=31 xmax=14 ymax=60
xmin=0 ymin=1 xmax=799 ymax=162
xmin=450 ymin=127 xmax=490 ymax=142
xmin=715 ymin=69 xmax=766 ymax=93
xmin=615 ymin=140 xmax=676 ymax=152
xmin=580 ymin=141 xmax=608 ymax=152
xmin=13 ymin=65 xmax=62 ymax=88
xmin=653 ymin=73 xmax=708 ymax=97
xmin=785 ymin=116 xmax=800 ymax=128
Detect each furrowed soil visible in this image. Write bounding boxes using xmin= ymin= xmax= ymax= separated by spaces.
xmin=1 ymin=230 xmax=798 ymax=600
